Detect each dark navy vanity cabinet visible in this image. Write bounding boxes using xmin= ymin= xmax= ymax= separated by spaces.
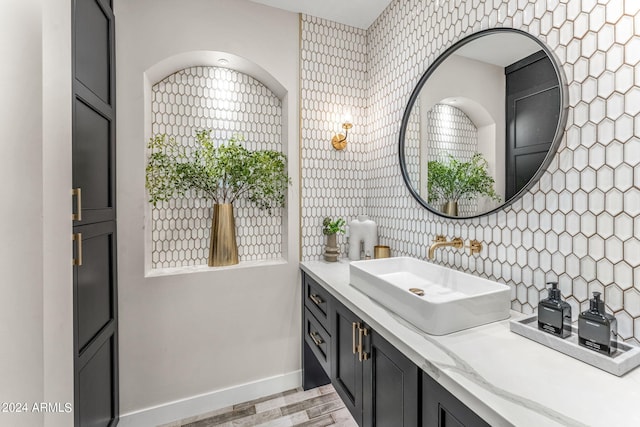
xmin=301 ymin=271 xmax=487 ymax=427
xmin=422 ymin=374 xmax=490 ymax=427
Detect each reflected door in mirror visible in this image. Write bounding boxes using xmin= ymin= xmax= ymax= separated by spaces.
xmin=506 ymin=51 xmax=560 ymax=200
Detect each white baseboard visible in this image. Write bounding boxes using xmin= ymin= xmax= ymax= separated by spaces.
xmin=118 ymin=370 xmax=302 ymax=427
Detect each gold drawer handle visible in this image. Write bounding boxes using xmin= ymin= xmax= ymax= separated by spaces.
xmin=358 ymin=325 xmax=369 ymax=362
xmin=72 ymin=233 xmax=83 ymax=266
xmin=309 ymin=294 xmax=323 ymax=306
xmin=309 ymin=331 xmax=324 ymax=346
xmin=352 ymin=322 xmax=359 ymax=354
xmin=72 ymin=188 xmax=82 ymax=221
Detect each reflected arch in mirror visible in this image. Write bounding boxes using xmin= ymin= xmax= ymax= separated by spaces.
xmin=399 ymin=28 xmax=568 ymax=219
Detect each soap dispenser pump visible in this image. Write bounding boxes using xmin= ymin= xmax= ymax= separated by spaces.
xmin=538 ymin=281 xmax=572 ymax=338
xmin=578 ymin=292 xmax=617 ymax=356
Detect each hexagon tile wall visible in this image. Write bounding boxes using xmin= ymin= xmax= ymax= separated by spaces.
xmin=150 ymin=66 xmax=284 ymax=269
xmin=300 ymin=16 xmax=369 ymax=260
xmin=301 ymin=1 xmax=640 ymax=343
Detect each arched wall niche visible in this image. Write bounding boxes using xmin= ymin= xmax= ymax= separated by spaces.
xmin=143 ymin=50 xmax=290 ymax=271
xmin=145 ymin=50 xmax=287 ymax=98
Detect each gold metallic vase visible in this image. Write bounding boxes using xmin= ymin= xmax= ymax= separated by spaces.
xmin=208 ymin=203 xmax=239 ymax=267
xmin=442 ymin=201 xmax=458 ymax=216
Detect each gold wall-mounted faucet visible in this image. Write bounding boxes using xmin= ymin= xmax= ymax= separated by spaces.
xmin=427 ymin=235 xmax=463 ymax=259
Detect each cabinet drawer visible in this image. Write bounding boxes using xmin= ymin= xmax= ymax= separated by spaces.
xmin=304 ymin=274 xmax=331 ymax=330
xmin=304 ymin=308 xmax=331 ymax=376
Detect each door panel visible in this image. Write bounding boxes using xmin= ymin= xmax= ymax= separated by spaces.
xmin=78 ymin=336 xmax=116 ymax=427
xmin=514 ymin=151 xmax=547 ymax=196
xmin=513 ymin=87 xmax=560 ymax=149
xmin=75 ymin=222 xmax=115 ymax=351
xmin=74 ymin=0 xmax=111 ymax=103
xmin=505 ymin=51 xmax=559 ymax=200
xmin=423 ymin=373 xmax=490 ymax=427
xmin=438 ymin=406 xmax=465 ymax=427
xmin=363 ymin=331 xmax=419 ymax=427
xmin=73 ymin=98 xmax=113 ymax=223
xmin=73 ymin=221 xmax=118 ymax=427
xmin=72 ymin=0 xmax=117 ymax=425
xmin=374 ymin=352 xmax=402 ymax=425
xmin=331 ymin=303 xmax=363 ymax=426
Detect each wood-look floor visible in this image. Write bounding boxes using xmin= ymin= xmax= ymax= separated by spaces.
xmin=160 ymin=384 xmax=357 ymax=427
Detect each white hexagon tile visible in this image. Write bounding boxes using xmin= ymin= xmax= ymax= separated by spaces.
xmin=300 ymin=16 xmax=369 ymax=260
xmin=300 ymin=1 xmax=640 ymax=342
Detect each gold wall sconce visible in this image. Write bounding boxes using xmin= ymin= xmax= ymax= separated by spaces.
xmin=331 ymin=113 xmax=353 ymax=150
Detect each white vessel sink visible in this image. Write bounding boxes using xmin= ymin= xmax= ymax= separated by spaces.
xmin=349 ymin=257 xmax=511 ymax=335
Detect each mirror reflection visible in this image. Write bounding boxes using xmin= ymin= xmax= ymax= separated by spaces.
xmin=400 ymin=29 xmax=566 ymax=218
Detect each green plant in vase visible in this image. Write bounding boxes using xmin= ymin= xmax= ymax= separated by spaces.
xmin=146 ymin=130 xmax=290 ymax=266
xmin=322 ymin=217 xmax=345 ymax=262
xmin=427 ymin=153 xmax=500 ymax=216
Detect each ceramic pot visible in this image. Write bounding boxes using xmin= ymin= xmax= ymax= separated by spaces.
xmin=324 ymin=233 xmax=339 ymax=262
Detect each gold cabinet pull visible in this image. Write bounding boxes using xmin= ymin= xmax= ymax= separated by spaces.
xmin=309 ymin=331 xmax=324 ymax=346
xmin=309 ymin=294 xmax=323 ymax=306
xmin=72 ymin=188 xmax=82 ymax=221
xmin=358 ymin=325 xmax=369 ymax=361
xmin=352 ymin=322 xmax=359 ymax=354
xmin=72 ymin=233 xmax=83 ymax=266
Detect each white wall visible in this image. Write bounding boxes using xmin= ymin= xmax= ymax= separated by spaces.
xmin=42 ymin=0 xmax=74 ymax=425
xmin=115 ymin=0 xmax=300 ymax=416
xmin=0 ymin=2 xmax=44 ymax=425
xmin=1 ymin=1 xmax=73 ymax=426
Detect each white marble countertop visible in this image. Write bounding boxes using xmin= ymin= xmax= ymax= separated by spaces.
xmin=300 ymin=259 xmax=640 ymax=427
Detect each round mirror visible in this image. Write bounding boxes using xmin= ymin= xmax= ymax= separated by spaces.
xmin=399 ymin=28 xmax=568 ymax=219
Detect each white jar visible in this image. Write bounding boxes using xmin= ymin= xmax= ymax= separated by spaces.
xmin=348 ymin=215 xmax=378 ymax=260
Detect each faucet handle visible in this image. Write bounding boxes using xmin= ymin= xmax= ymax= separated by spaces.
xmin=450 ymin=237 xmax=464 ymax=248
xmin=434 ymin=235 xmax=447 ymax=242
xmin=466 ymin=239 xmax=483 ymax=255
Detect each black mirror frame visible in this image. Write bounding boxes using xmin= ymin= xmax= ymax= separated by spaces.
xmin=398 ymin=27 xmax=569 ymax=220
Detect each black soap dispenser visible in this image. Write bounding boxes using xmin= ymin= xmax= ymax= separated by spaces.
xmin=538 ymin=281 xmax=572 ymax=338
xmin=578 ymin=292 xmax=617 ymax=356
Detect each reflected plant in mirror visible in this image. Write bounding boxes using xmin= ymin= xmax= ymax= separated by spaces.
xmin=427 ymin=153 xmax=501 ymax=217
xmin=399 ymin=28 xmax=568 ymax=219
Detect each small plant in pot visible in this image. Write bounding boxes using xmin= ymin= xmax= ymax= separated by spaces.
xmin=322 ymin=217 xmax=345 ymax=262
xmin=146 ymin=130 xmax=290 ymax=266
xmin=427 ymin=153 xmax=501 ymax=216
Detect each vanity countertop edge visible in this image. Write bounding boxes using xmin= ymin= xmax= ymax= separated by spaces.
xmin=300 ymin=259 xmax=640 ymax=427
